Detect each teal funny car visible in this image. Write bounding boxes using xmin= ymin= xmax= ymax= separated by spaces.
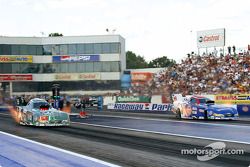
xmin=16 ymin=98 xmax=70 ymax=126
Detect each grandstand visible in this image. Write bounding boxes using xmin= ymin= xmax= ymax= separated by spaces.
xmin=128 ymin=53 xmax=249 ymax=97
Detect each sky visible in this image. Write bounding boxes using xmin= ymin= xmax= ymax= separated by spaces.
xmin=0 ymin=0 xmax=249 ymax=63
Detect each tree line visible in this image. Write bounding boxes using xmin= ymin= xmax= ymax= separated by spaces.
xmin=126 ymin=51 xmax=176 ymax=69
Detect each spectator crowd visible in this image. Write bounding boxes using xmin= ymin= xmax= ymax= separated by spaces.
xmin=129 ymin=53 xmax=249 ymax=97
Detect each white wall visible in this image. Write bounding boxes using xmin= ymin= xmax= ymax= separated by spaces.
xmin=33 ymin=56 xmax=52 ymax=63
xmin=32 ymin=72 xmax=120 ymax=81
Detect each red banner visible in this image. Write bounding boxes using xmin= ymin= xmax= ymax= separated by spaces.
xmin=0 ymin=74 xmax=33 ymax=81
xmin=248 ymin=45 xmax=250 ymax=51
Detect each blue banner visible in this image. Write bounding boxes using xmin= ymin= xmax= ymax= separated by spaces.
xmin=121 ymin=74 xmax=131 ymax=90
xmin=53 ymin=55 xmax=100 ymax=62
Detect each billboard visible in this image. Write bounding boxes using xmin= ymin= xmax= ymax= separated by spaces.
xmin=121 ymin=74 xmax=131 ymax=90
xmin=107 ymin=103 xmax=172 ymax=112
xmin=0 ymin=56 xmax=33 ymax=63
xmin=53 ymin=55 xmax=99 ymax=62
xmin=0 ymin=74 xmax=32 ymax=81
xmin=215 ymin=94 xmax=250 ymax=105
xmin=131 ymin=72 xmax=153 ymax=82
xmin=197 ymin=28 xmax=225 ymax=48
xmin=54 ymin=73 xmax=101 ymax=81
xmin=116 ymin=96 xmax=151 ymax=103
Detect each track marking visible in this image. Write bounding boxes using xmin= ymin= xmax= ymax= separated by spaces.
xmin=1 ymin=112 xmax=250 ymax=128
xmin=0 ymin=113 xmax=10 ymax=116
xmin=0 ymin=131 xmax=120 ymax=167
xmin=91 ymin=114 xmax=250 ymax=128
xmin=72 ymin=122 xmax=250 ymax=145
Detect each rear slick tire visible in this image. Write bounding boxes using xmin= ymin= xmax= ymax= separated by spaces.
xmin=176 ymin=109 xmax=182 ymax=119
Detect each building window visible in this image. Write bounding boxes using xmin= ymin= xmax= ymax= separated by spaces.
xmin=68 ymin=63 xmax=77 ymax=73
xmin=93 ymin=62 xmax=102 ymax=72
xmin=51 ymin=45 xmax=60 ymax=55
xmin=68 ymin=44 xmax=77 ymax=55
xmin=0 ymin=45 xmax=11 ymax=55
xmin=93 ymin=43 xmax=102 ymax=54
xmin=85 ymin=43 xmax=94 ymax=54
xmin=102 ymin=43 xmax=110 ymax=53
xmin=60 ymin=44 xmax=68 ymax=55
xmin=60 ymin=63 xmax=68 ymax=73
xmin=43 ymin=45 xmax=52 ymax=55
xmin=110 ymin=43 xmax=120 ymax=53
xmin=28 ymin=45 xmax=37 ymax=55
xmin=76 ymin=44 xmax=84 ymax=54
xmin=85 ymin=62 xmax=94 ymax=72
xmin=77 ymin=63 xmax=85 ymax=72
xmin=102 ymin=62 xmax=111 ymax=72
xmin=36 ymin=45 xmax=43 ymax=55
xmin=11 ymin=45 xmax=20 ymax=55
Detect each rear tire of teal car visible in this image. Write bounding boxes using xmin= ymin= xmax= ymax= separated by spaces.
xmin=16 ymin=111 xmax=22 ymax=125
xmin=176 ymin=109 xmax=181 ymax=119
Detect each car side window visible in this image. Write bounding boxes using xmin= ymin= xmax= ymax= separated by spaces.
xmin=25 ymin=102 xmax=30 ymax=109
xmin=190 ymin=98 xmax=196 ymax=104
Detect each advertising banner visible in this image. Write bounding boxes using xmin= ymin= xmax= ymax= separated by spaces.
xmin=131 ymin=72 xmax=153 ymax=82
xmin=121 ymin=74 xmax=131 ymax=90
xmin=0 ymin=56 xmax=33 ymax=63
xmin=53 ymin=55 xmax=100 ymax=62
xmin=0 ymin=74 xmax=32 ymax=81
xmin=78 ymin=73 xmax=101 ymax=80
xmin=197 ymin=28 xmax=225 ymax=48
xmin=54 ymin=73 xmax=101 ymax=81
xmin=116 ymin=96 xmax=151 ymax=103
xmin=107 ymin=103 xmax=172 ymax=112
xmin=215 ymin=94 xmax=250 ymax=105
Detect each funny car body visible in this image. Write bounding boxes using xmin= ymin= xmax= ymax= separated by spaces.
xmin=172 ymin=94 xmax=239 ymax=120
xmin=16 ymin=98 xmax=70 ymax=126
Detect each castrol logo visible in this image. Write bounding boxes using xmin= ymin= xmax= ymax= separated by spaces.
xmin=199 ymin=35 xmax=220 ymax=43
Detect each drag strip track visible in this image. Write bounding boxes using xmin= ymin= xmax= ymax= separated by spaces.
xmin=0 ymin=114 xmax=250 ymax=167
xmin=71 ymin=115 xmax=250 ymax=144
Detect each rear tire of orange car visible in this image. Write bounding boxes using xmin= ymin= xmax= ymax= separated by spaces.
xmin=204 ymin=110 xmax=208 ymax=120
xmin=176 ymin=109 xmax=181 ymax=119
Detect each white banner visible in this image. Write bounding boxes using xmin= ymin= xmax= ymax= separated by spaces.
xmin=197 ymin=28 xmax=225 ymax=48
xmin=107 ymin=103 xmax=172 ymax=111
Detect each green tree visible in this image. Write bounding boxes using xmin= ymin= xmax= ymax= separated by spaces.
xmin=148 ymin=56 xmax=176 ymax=68
xmin=48 ymin=33 xmax=63 ymax=37
xmin=126 ymin=51 xmax=148 ymax=69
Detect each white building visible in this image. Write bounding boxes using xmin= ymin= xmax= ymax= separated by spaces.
xmin=0 ymin=35 xmax=126 ymax=96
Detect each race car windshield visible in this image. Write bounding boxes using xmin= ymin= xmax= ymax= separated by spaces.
xmin=199 ymin=98 xmax=211 ymax=104
xmin=33 ymin=102 xmax=51 ymax=109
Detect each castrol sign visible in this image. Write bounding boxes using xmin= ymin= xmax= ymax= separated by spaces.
xmin=197 ymin=28 xmax=225 ymax=48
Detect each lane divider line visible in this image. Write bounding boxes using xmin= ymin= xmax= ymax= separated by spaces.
xmin=1 ymin=112 xmax=249 ymax=128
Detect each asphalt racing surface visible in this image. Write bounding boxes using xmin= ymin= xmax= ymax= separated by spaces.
xmin=71 ymin=115 xmax=250 ymax=144
xmin=0 ymin=110 xmax=250 ymax=167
